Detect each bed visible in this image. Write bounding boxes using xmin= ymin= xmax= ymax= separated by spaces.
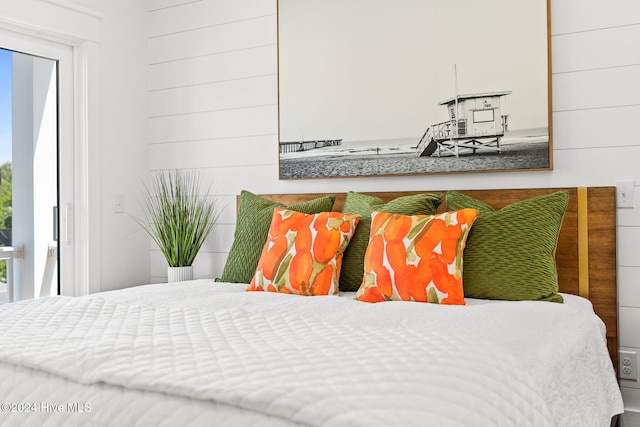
xmin=0 ymin=187 xmax=624 ymax=427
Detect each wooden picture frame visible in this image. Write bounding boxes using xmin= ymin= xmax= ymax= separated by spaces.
xmin=277 ymin=0 xmax=552 ymax=179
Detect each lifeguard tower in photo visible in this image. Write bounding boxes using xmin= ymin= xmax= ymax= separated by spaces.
xmin=416 ymin=90 xmax=512 ymax=157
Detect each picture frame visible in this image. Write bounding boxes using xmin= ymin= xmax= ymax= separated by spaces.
xmin=277 ymin=0 xmax=552 ymax=180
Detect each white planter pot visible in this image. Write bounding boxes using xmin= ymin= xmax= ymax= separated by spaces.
xmin=167 ymin=266 xmax=193 ymax=283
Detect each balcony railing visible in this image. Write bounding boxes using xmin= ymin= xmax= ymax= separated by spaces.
xmin=0 ymin=246 xmax=24 ymax=303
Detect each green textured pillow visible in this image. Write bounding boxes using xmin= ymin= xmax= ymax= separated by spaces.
xmin=339 ymin=192 xmax=443 ymax=292
xmin=217 ymin=191 xmax=336 ymax=284
xmin=445 ymin=190 xmax=569 ymax=303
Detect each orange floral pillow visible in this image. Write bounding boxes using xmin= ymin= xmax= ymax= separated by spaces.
xmin=248 ymin=208 xmax=361 ymax=296
xmin=355 ymin=209 xmax=478 ymax=305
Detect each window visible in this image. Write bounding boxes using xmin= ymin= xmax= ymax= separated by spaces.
xmin=473 ymin=109 xmax=494 ymax=123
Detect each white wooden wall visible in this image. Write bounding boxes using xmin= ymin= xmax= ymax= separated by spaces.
xmin=147 ymin=0 xmax=640 ymax=417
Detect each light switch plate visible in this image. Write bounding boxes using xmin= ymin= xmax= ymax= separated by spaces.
xmin=616 ymin=180 xmax=635 ymax=208
xmin=114 ymin=195 xmax=125 ymax=213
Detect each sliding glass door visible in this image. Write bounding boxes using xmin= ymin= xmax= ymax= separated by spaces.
xmin=0 ymin=33 xmax=73 ymax=303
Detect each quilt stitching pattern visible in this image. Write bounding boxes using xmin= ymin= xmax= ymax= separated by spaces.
xmin=0 ymin=296 xmax=554 ymax=427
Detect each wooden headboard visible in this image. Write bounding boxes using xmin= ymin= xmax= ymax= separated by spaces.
xmin=246 ymin=187 xmax=618 ymax=369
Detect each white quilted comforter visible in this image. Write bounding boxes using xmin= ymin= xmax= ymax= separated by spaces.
xmin=0 ymin=280 xmax=623 ymax=427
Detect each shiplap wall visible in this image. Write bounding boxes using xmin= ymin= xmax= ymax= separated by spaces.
xmin=147 ymin=0 xmax=640 ymax=417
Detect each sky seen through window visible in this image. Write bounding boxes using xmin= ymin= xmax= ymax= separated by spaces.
xmin=0 ymin=48 xmax=12 ymax=165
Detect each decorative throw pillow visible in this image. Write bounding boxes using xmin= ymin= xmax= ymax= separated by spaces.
xmin=356 ymin=209 xmax=478 ymax=305
xmin=217 ymin=191 xmax=336 ymax=284
xmin=247 ymin=208 xmax=360 ymax=296
xmin=339 ymin=192 xmax=443 ymax=292
xmin=445 ymin=191 xmax=569 ymax=303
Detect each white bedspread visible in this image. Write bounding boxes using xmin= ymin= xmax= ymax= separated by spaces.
xmin=0 ymin=280 xmax=623 ymax=427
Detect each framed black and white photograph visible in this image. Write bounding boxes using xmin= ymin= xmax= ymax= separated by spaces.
xmin=277 ymin=0 xmax=552 ymax=179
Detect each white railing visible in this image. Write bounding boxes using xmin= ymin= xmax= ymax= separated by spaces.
xmin=40 ymin=243 xmax=58 ymax=297
xmin=0 ymin=246 xmax=24 ymax=303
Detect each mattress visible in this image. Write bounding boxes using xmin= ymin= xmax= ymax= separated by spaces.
xmin=0 ymin=280 xmax=623 ymax=427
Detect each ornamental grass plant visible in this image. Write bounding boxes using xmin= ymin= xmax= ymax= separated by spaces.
xmin=136 ymin=169 xmax=220 ymax=267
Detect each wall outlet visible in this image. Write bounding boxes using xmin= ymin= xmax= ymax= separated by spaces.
xmin=616 ymin=180 xmax=635 ymax=208
xmin=620 ymin=351 xmax=638 ymax=381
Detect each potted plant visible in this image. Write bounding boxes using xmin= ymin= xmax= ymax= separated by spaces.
xmin=136 ymin=169 xmax=220 ymax=282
